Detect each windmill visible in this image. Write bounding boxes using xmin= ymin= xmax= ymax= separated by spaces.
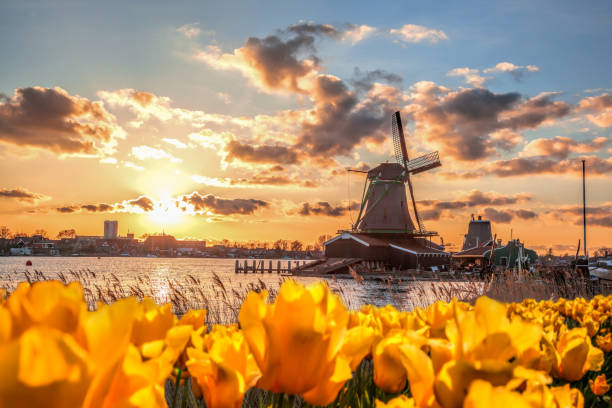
xmin=351 ymin=111 xmax=441 ymax=235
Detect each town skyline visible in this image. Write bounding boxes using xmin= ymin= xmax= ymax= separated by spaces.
xmin=1 ymin=1 xmax=612 ymax=254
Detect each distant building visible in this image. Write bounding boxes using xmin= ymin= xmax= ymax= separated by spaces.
xmin=452 ymin=215 xmax=495 ymax=267
xmin=144 ymin=234 xmax=177 ymax=256
xmin=104 ymin=220 xmax=118 ymax=239
xmin=461 ymin=215 xmax=492 ymax=251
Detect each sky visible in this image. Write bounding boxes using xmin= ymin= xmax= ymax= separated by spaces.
xmin=0 ymin=0 xmax=611 ymax=253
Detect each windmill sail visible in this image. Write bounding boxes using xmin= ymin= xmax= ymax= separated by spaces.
xmin=392 ymin=111 xmax=425 ymax=232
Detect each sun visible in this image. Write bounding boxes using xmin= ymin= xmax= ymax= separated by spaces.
xmin=147 ymin=198 xmax=185 ymax=226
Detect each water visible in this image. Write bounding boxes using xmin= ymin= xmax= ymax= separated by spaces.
xmin=0 ymin=256 xmax=467 ymax=320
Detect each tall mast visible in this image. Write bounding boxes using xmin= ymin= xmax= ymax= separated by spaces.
xmin=582 ymin=159 xmax=587 ymax=260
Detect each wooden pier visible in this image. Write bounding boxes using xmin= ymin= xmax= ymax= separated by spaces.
xmin=234 ymin=259 xmax=309 ymax=274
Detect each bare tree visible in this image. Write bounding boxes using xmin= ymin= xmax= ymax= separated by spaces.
xmin=56 ymin=229 xmax=76 ymax=239
xmin=290 ymin=240 xmax=303 ymax=252
xmin=0 ymin=226 xmax=11 ymax=239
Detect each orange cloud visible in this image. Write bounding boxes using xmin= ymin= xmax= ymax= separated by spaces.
xmin=0 ymin=86 xmax=124 ymax=156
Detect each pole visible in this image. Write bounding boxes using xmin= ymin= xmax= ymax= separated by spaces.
xmin=582 ymin=159 xmax=588 ymax=261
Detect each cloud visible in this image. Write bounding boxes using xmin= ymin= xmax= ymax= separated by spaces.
xmin=446 ymin=67 xmax=489 ymax=88
xmin=0 ymin=187 xmax=47 ymax=204
xmin=297 ymin=75 xmax=398 ymax=157
xmin=409 ymin=84 xmax=571 ymax=161
xmin=131 ymin=145 xmax=182 ymax=163
xmin=191 ymin=173 xmax=317 ymax=188
xmin=56 ymin=206 xmax=78 ymax=213
xmin=483 ymin=208 xmax=514 ymax=223
xmin=0 ymin=86 xmax=123 ymax=156
xmin=216 ymin=92 xmax=231 ymax=104
xmin=225 ymin=140 xmax=300 ymax=165
xmin=128 ymin=196 xmax=154 ymax=212
xmin=181 ymin=192 xmax=268 ymax=215
xmin=296 ymin=201 xmax=360 ymax=217
xmin=343 ymin=24 xmax=376 ymax=44
xmin=389 ymin=24 xmax=448 ymax=43
xmin=482 ymin=155 xmax=612 ymax=177
xmin=162 ymin=138 xmax=188 ymax=149
xmin=419 ymin=190 xmax=531 ymax=212
xmin=351 ymin=68 xmax=403 ymax=92
xmin=177 ymin=22 xmax=201 ymax=39
xmin=548 ymin=204 xmax=612 ymax=228
xmin=521 ymin=135 xmax=610 ymax=159
xmin=81 ymin=203 xmax=114 ymax=212
xmin=577 ymin=93 xmax=612 ymax=127
xmin=483 ymin=62 xmax=539 ymax=80
xmin=195 ymin=24 xmax=407 ymax=159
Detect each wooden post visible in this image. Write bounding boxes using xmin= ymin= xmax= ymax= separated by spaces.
xmin=244 ymin=260 xmax=248 ymax=274
xmin=260 ymin=260 xmax=264 ymax=274
xmin=268 ymin=260 xmax=272 ymax=273
xmin=277 ymin=260 xmax=281 ymax=274
xmin=288 ymin=260 xmax=291 ymax=273
xmin=235 ymin=259 xmax=239 ymax=274
xmin=252 ymin=260 xmax=256 ymax=273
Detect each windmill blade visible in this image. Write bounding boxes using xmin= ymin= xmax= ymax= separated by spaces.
xmin=392 ymin=111 xmax=410 ymax=166
xmin=392 ymin=111 xmax=426 ymax=232
xmin=405 ymin=151 xmax=441 ymax=175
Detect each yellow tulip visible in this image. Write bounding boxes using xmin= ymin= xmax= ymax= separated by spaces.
xmin=83 ymin=344 xmax=170 ymax=408
xmin=595 ymin=332 xmax=612 ymax=352
xmin=463 ymin=380 xmax=531 ymax=408
xmin=7 ymin=281 xmax=85 ymax=337
xmin=186 ymin=324 xmax=261 ymax=408
xmin=373 ymin=330 xmax=426 ymax=393
xmin=341 ymin=325 xmax=375 ymax=370
xmin=549 ymin=384 xmax=584 ymax=408
xmin=238 ymin=280 xmax=352 ymax=405
xmin=376 ymin=395 xmax=416 ymax=407
xmin=397 ymin=344 xmax=435 ymax=407
xmin=589 ymin=374 xmax=610 ymax=396
xmin=0 ymin=326 xmax=92 ymax=408
xmin=131 ymin=297 xmax=176 ymax=347
xmin=552 ymin=327 xmax=604 ymax=381
xmin=177 ymin=309 xmax=206 ymax=330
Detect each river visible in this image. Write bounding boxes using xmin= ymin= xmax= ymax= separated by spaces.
xmin=0 ymin=256 xmax=478 ymax=322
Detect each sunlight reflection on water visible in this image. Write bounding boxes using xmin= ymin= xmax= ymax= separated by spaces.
xmin=0 ymin=257 xmax=481 ymax=316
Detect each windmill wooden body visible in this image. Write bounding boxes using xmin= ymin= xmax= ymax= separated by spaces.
xmin=317 ymin=111 xmax=451 ymax=272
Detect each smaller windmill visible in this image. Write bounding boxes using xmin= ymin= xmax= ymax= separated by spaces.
xmin=351 ymin=111 xmax=441 ymax=235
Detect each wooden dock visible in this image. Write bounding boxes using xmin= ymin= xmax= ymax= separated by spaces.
xmin=234 ymin=259 xmax=310 ymax=274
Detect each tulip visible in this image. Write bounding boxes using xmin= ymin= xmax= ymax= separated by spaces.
xmin=341 ymin=325 xmax=375 ymax=370
xmin=7 ymin=281 xmax=85 ymax=337
xmin=463 ymin=380 xmax=531 ymax=408
xmin=376 ymin=395 xmax=416 ymax=407
xmin=373 ymin=330 xmax=426 ymax=393
xmin=238 ymin=280 xmax=352 ymax=406
xmin=187 ymin=325 xmax=261 ymax=408
xmin=552 ymin=327 xmax=604 ymax=381
xmin=589 ymin=374 xmax=610 ymax=396
xmin=549 ymin=384 xmax=584 ymax=408
xmin=595 ymin=332 xmax=612 ymax=352
xmin=0 ymin=326 xmax=92 ymax=408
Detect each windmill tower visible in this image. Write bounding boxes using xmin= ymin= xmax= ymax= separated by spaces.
xmin=320 ymin=111 xmax=450 ymax=272
xmin=352 ymin=111 xmax=441 ymax=236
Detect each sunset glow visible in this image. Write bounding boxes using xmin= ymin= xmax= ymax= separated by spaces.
xmin=1 ymin=1 xmax=611 ymax=253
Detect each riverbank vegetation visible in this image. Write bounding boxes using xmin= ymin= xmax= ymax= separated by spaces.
xmin=0 ymin=277 xmax=610 ymax=407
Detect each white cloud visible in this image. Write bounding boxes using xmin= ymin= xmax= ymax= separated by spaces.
xmin=446 ymin=67 xmax=490 ymax=88
xmin=131 ymin=145 xmax=182 ymax=163
xmin=162 ymin=138 xmax=188 ymax=149
xmin=389 ymin=24 xmax=448 ymax=43
xmin=177 ymin=22 xmax=201 ymax=39
xmin=343 ymin=24 xmax=376 ymax=44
